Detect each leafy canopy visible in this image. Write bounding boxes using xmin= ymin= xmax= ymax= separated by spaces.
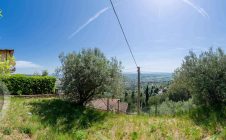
xmin=58 ymin=48 xmax=124 ymax=105
xmin=42 ymin=70 xmax=49 ymax=76
xmin=0 ymin=55 xmax=16 ymax=75
xmin=171 ymin=48 xmax=226 ymax=109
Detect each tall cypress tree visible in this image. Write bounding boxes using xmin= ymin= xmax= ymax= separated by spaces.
xmin=145 ymin=85 xmax=149 ymax=106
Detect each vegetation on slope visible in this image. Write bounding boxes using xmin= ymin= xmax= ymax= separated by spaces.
xmin=1 ymin=97 xmax=224 ymax=140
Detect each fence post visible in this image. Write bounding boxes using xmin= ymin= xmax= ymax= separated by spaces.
xmin=149 ymin=107 xmax=151 ymax=117
xmin=155 ymin=104 xmax=158 ymax=116
xmin=107 ymin=98 xmax=109 ymax=112
xmin=117 ymin=99 xmax=120 ymax=113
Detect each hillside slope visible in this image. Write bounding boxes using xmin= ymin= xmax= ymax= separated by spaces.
xmin=0 ymin=98 xmax=223 ymax=140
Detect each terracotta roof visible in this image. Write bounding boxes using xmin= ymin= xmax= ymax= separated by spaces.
xmin=0 ymin=49 xmax=14 ymax=54
xmin=87 ymin=98 xmax=128 ymax=113
xmin=0 ymin=49 xmax=14 ymax=51
xmin=0 ymin=49 xmax=14 ymax=52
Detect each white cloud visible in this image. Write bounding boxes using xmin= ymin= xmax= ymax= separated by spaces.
xmin=16 ymin=61 xmax=42 ymax=68
xmin=68 ymin=7 xmax=110 ymax=39
xmin=182 ymin=0 xmax=209 ymax=18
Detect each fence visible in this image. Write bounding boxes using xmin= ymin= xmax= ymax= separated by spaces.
xmin=127 ymin=99 xmax=194 ymax=116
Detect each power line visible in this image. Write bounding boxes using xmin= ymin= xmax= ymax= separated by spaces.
xmin=109 ymin=0 xmax=138 ymax=67
xmin=109 ymin=0 xmax=141 ymax=114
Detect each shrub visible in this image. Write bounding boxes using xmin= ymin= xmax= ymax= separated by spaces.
xmin=189 ymin=106 xmax=226 ymax=133
xmin=74 ymin=130 xmax=87 ymax=140
xmin=3 ymin=127 xmax=12 ymax=135
xmin=0 ymin=55 xmax=15 ymax=75
xmin=148 ymin=99 xmax=194 ymax=116
xmin=168 ymin=82 xmax=191 ymax=102
xmin=171 ymin=48 xmax=226 ymax=110
xmin=131 ymin=132 xmax=138 ymax=140
xmin=18 ymin=127 xmax=32 ymax=135
xmin=42 ymin=70 xmax=49 ymax=76
xmin=0 ymin=74 xmax=56 ymax=95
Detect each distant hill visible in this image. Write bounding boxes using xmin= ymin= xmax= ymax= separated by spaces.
xmin=123 ymin=73 xmax=173 ymax=84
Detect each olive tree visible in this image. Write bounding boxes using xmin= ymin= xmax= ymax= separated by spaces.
xmin=58 ymin=48 xmax=124 ymax=105
xmin=167 ymin=75 xmax=191 ymax=102
xmin=171 ymin=48 xmax=226 ymax=109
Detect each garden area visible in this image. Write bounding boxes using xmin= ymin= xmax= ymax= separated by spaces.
xmin=1 ymin=0 xmax=226 ymax=139
xmin=0 ymin=48 xmax=226 ymax=140
xmin=0 ymin=97 xmax=221 ymax=140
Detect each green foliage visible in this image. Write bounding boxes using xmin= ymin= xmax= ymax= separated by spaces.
xmin=149 ymin=93 xmax=169 ymax=106
xmin=2 ymin=127 xmax=12 ymax=135
xmin=167 ymin=71 xmax=190 ymax=103
xmin=0 ymin=74 xmax=56 ymax=95
xmin=168 ymin=81 xmax=191 ymax=102
xmin=0 ymin=80 xmax=9 ymax=95
xmin=74 ymin=130 xmax=87 ymax=140
xmin=124 ymin=84 xmax=169 ymax=113
xmin=171 ymin=48 xmax=226 ymax=109
xmin=0 ymin=55 xmax=15 ymax=75
xmin=0 ymin=9 xmax=2 ymax=17
xmin=189 ymin=106 xmax=226 ymax=134
xmin=144 ymin=85 xmax=149 ymax=105
xmin=125 ymin=91 xmax=137 ymax=112
xmin=18 ymin=127 xmax=32 ymax=135
xmin=0 ymin=97 xmax=220 ymax=139
xmin=148 ymin=99 xmax=194 ymax=116
xmin=58 ymin=48 xmax=124 ymax=105
xmin=131 ymin=131 xmax=138 ymax=140
xmin=41 ymin=70 xmax=49 ymax=76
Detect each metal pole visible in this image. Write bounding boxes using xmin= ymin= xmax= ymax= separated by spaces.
xmin=137 ymin=67 xmax=141 ymax=114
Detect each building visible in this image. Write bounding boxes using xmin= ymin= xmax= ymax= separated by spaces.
xmin=0 ymin=49 xmax=14 ymax=62
xmin=87 ymin=98 xmax=128 ymax=113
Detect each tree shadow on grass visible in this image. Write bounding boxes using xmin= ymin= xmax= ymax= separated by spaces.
xmin=29 ymin=99 xmax=109 ymax=133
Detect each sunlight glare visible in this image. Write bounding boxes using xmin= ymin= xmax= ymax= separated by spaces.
xmin=152 ymin=0 xmax=178 ymax=8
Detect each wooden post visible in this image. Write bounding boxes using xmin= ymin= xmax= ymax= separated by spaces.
xmin=137 ymin=67 xmax=141 ymax=114
xmin=107 ymin=98 xmax=110 ymax=112
xmin=155 ymin=103 xmax=158 ymax=116
xmin=117 ymin=99 xmax=120 ymax=113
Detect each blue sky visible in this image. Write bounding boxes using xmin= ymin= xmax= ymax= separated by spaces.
xmin=0 ymin=0 xmax=226 ymax=74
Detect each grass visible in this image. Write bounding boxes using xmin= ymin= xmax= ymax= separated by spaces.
xmin=0 ymin=97 xmax=225 ymax=140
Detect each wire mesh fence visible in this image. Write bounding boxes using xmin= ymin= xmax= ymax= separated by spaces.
xmin=126 ymin=99 xmax=194 ymax=116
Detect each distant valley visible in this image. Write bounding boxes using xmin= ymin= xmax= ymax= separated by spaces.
xmin=123 ymin=73 xmax=173 ymax=83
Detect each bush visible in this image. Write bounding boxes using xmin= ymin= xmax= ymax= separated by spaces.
xmin=0 ymin=74 xmax=56 ymax=95
xmin=168 ymin=82 xmax=191 ymax=102
xmin=148 ymin=99 xmax=194 ymax=116
xmin=3 ymin=127 xmax=12 ymax=135
xmin=171 ymin=48 xmax=226 ymax=110
xmin=189 ymin=106 xmax=226 ymax=133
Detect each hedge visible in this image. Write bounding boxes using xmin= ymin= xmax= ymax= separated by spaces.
xmin=0 ymin=74 xmax=56 ymax=95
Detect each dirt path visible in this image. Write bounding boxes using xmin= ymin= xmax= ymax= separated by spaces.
xmin=0 ymin=95 xmax=10 ymax=121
